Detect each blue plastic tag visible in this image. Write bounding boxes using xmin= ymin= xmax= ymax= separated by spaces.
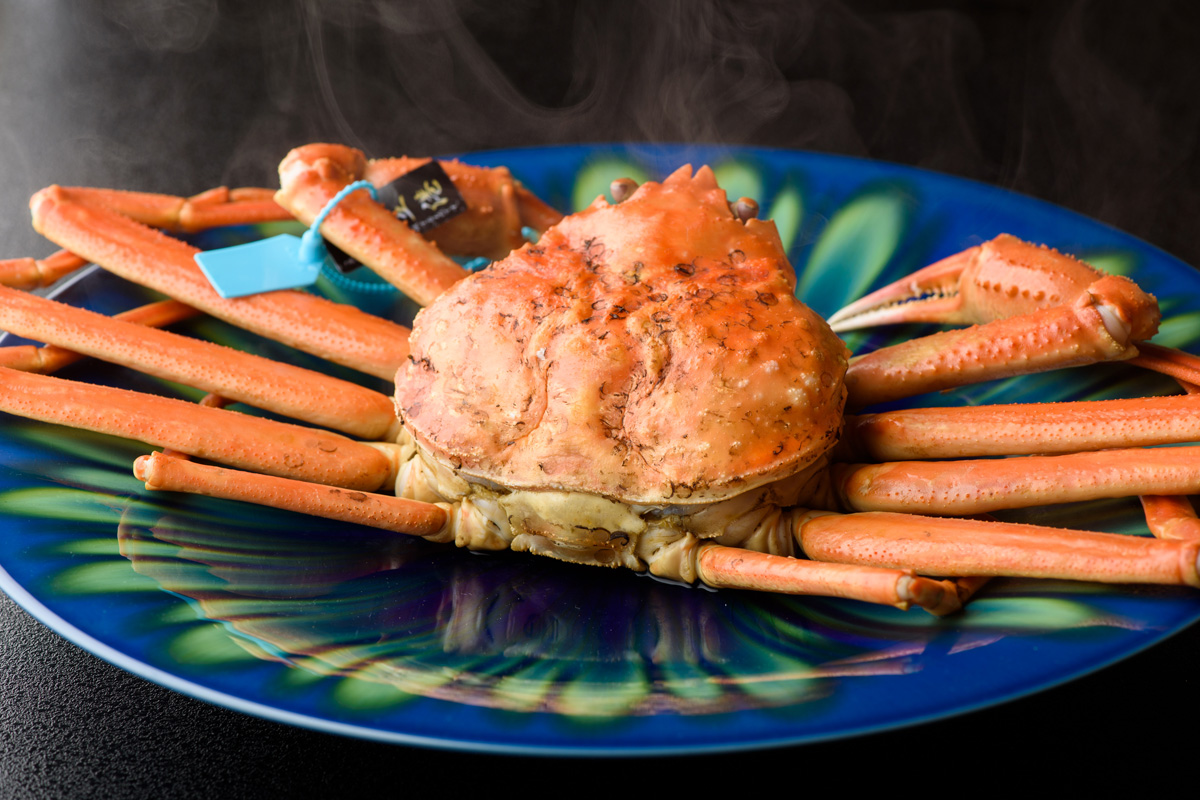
xmin=194 ymin=234 xmax=326 ymax=298
xmin=195 ymin=180 xmax=377 ymax=298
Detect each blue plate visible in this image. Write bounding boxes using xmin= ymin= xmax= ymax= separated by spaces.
xmin=1 ymin=144 xmax=1198 ymax=755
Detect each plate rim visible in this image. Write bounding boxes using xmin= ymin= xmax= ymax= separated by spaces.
xmin=2 ymin=141 xmax=1199 ymax=756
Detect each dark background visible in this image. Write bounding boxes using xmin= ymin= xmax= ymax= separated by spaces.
xmin=1 ymin=0 xmax=1198 ymax=794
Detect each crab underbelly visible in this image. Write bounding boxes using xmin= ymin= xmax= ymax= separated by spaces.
xmin=391 ymin=429 xmax=838 ymax=583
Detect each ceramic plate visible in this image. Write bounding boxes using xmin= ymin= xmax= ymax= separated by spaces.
xmin=2 ymin=144 xmax=1198 ymax=755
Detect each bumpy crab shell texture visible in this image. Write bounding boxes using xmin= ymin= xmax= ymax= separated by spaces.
xmin=395 ymin=165 xmax=849 ymax=506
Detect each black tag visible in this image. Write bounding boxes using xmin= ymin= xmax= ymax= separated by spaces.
xmin=380 ymin=160 xmax=468 ymax=233
xmin=324 ymin=160 xmax=469 ymax=274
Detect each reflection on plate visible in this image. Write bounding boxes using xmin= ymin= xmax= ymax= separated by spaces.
xmin=1 ymin=144 xmax=1198 ymax=755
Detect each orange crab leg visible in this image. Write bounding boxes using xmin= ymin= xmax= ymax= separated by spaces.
xmin=0 ymin=187 xmax=291 ymax=290
xmin=839 ymin=394 xmax=1200 ymax=460
xmin=0 ymin=249 xmax=91 ymax=290
xmin=0 ymin=298 xmax=198 ymax=373
xmin=695 ymin=543 xmax=948 ymax=611
xmin=796 ymin=510 xmax=1200 ymax=587
xmin=835 ymin=446 xmax=1200 ymax=516
xmin=0 ymin=286 xmax=398 ymax=439
xmin=134 ymin=451 xmax=448 ymax=540
xmin=1129 ymin=341 xmax=1200 ymax=388
xmin=1141 ymin=495 xmax=1200 ymax=541
xmin=51 ymin=185 xmax=291 ymax=233
xmin=843 ymin=273 xmax=1160 ymax=408
xmin=0 ymin=366 xmax=394 ymax=491
xmin=30 ymin=186 xmax=411 ymax=380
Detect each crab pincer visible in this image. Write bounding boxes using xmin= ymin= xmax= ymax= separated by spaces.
xmin=832 ymin=237 xmax=1161 ymax=407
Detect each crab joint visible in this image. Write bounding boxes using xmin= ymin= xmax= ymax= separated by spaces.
xmin=1085 ymin=274 xmax=1160 ymax=345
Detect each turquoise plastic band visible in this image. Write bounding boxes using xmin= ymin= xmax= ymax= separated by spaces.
xmin=314 ymin=179 xmax=379 ymax=229
xmin=299 ymin=179 xmax=379 ymax=265
xmin=320 ymin=263 xmax=399 ymax=295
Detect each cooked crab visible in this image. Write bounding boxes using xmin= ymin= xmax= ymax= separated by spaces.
xmin=2 ymin=144 xmax=1199 ymax=615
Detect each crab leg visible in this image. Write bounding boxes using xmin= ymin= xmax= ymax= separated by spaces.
xmin=0 ymin=286 xmax=398 ymax=439
xmin=0 ymin=187 xmax=291 ymax=290
xmin=0 ymin=249 xmax=91 ymax=290
xmin=0 ymin=367 xmax=395 ymax=490
xmin=843 ymin=272 xmax=1159 ymax=408
xmin=694 ymin=543 xmax=948 ymax=610
xmin=934 ymin=576 xmax=992 ymax=615
xmin=839 ymin=394 xmax=1200 ymax=460
xmin=276 ymin=145 xmax=466 ymax=306
xmin=835 ymin=446 xmax=1200 ymax=516
xmin=48 ymin=185 xmax=291 ymax=233
xmin=1141 ymin=495 xmax=1200 ymax=541
xmin=30 ymin=186 xmax=411 ymax=380
xmin=0 ymin=298 xmax=197 ymax=373
xmin=364 ymin=156 xmax=564 ymax=258
xmin=134 ymin=451 xmax=448 ymax=540
xmin=1129 ymin=341 xmax=1200 ymax=388
xmin=795 ymin=510 xmax=1200 ymax=587
xmin=124 ymin=450 xmax=951 ymax=612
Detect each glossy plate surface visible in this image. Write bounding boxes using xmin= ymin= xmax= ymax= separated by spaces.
xmin=1 ymin=144 xmax=1199 ymax=755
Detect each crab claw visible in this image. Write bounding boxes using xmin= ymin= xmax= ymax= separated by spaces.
xmin=838 ymin=235 xmax=1163 ymax=408
xmin=828 ymin=234 xmax=1117 ymax=332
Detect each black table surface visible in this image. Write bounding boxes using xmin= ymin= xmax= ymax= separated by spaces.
xmin=2 ymin=2 xmax=1198 ymax=794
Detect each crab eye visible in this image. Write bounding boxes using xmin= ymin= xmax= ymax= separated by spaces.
xmin=609 ymin=178 xmax=639 ymax=203
xmin=732 ymin=197 xmax=759 ymax=222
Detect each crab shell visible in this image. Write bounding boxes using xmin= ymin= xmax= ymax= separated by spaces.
xmin=395 ymin=166 xmax=849 ymax=546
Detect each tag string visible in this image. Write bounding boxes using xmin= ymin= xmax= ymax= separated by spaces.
xmin=299 ymin=179 xmax=379 ymax=265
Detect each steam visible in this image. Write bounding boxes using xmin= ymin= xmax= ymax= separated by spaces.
xmin=274 ymin=0 xmax=852 ymax=152
xmin=1015 ymin=2 xmax=1200 ymax=255
xmin=237 ymin=1 xmax=1200 ymax=265
xmin=247 ymin=1 xmax=999 ymax=173
xmin=2 ymin=1 xmax=1198 ymax=265
xmin=99 ymin=0 xmax=220 ymax=53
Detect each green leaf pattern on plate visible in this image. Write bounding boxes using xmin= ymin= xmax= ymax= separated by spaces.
xmin=796 ymin=184 xmax=909 ymax=316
